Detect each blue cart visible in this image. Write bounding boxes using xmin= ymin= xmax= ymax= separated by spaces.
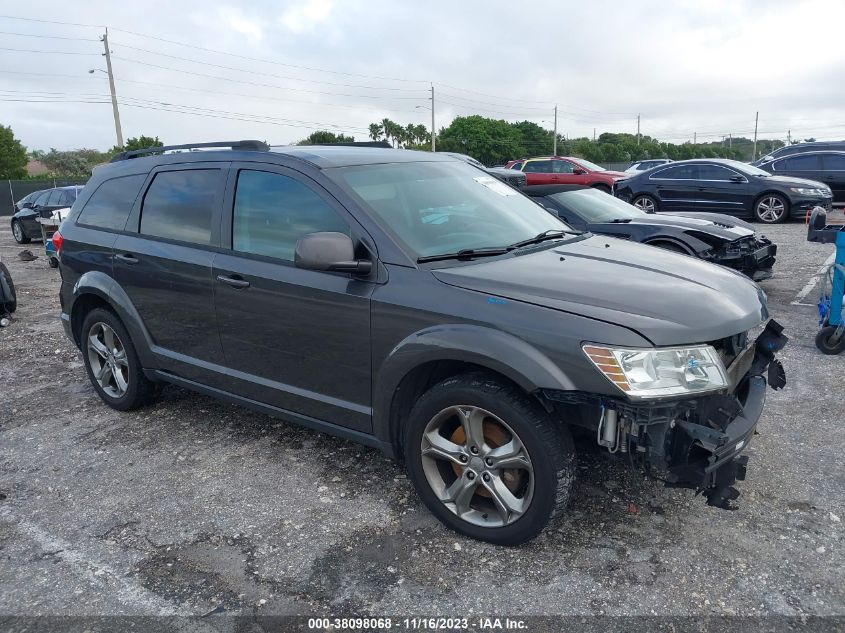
xmin=808 ymin=208 xmax=845 ymax=355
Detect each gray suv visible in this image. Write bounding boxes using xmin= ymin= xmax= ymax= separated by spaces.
xmin=55 ymin=141 xmax=787 ymax=544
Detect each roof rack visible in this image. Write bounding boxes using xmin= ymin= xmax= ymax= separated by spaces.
xmin=305 ymin=141 xmax=393 ymax=148
xmin=110 ymin=140 xmax=270 ymax=162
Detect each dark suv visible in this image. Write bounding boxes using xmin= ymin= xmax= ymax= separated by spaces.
xmin=56 ymin=141 xmax=787 ymax=544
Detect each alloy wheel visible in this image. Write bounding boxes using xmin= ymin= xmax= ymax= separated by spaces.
xmin=756 ymin=196 xmax=786 ymax=223
xmin=420 ymin=405 xmax=534 ymax=528
xmin=633 ymin=196 xmax=656 ymax=212
xmin=87 ymin=322 xmax=130 ymax=398
xmin=12 ymin=222 xmax=23 ymax=242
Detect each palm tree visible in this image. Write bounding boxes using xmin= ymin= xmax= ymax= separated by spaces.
xmin=381 ymin=118 xmax=394 ymax=145
xmin=368 ymin=123 xmax=383 ymax=142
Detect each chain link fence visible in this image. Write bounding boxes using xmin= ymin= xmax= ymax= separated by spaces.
xmin=2 ymin=179 xmax=89 ymax=216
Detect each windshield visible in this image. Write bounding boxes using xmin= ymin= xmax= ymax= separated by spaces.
xmin=726 ymin=160 xmax=771 ymax=177
xmin=572 ymin=158 xmax=606 ymax=172
xmin=549 ymin=188 xmax=642 ymax=222
xmin=328 ymin=161 xmax=571 ymax=259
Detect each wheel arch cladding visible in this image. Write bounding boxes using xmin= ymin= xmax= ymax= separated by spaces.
xmin=70 ymin=271 xmax=156 ymax=367
xmin=373 ymin=324 xmax=577 ymax=459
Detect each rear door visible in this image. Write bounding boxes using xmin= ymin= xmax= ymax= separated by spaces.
xmin=771 ymin=154 xmax=822 ymax=182
xmin=113 ymin=163 xmax=229 ymax=385
xmin=212 ymin=164 xmax=374 ymax=432
xmin=648 ymin=164 xmax=698 ymax=211
xmin=522 ymin=159 xmax=554 ymax=185
xmin=819 ymin=153 xmax=845 ymax=202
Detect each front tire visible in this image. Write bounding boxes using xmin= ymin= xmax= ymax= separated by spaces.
xmin=11 ymin=220 xmax=30 ymax=244
xmin=404 ymin=373 xmax=575 ymax=545
xmin=632 ymin=194 xmax=658 ymax=213
xmin=81 ymin=308 xmax=159 ymax=411
xmin=0 ymin=262 xmax=16 ymax=314
xmin=754 ymin=194 xmax=789 ymax=223
xmin=816 ymin=326 xmax=845 ymax=355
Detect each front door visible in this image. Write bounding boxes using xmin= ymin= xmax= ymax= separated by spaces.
xmin=212 ymin=166 xmax=374 ymax=432
xmin=113 ymin=163 xmax=228 ymax=384
xmin=692 ymin=164 xmax=752 ymax=215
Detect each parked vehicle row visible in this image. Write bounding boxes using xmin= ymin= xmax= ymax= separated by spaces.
xmin=54 ymin=141 xmax=787 ymax=544
xmin=11 ymin=185 xmax=83 ymax=243
xmin=613 ymin=159 xmax=833 ymax=223
xmin=504 ymin=156 xmax=626 ymax=191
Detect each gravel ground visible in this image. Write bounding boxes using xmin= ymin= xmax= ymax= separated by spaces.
xmin=0 ymin=219 xmax=843 ymax=623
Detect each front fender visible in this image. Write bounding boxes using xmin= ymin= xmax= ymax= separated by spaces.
xmin=70 ymin=270 xmax=156 ymax=368
xmin=372 ymin=324 xmax=576 ymax=453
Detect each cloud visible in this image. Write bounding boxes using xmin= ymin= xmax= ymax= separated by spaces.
xmin=219 ymin=6 xmax=264 ymax=40
xmin=280 ymin=0 xmax=334 ymax=33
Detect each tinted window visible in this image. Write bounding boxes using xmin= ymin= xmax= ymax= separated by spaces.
xmin=78 ymin=175 xmax=146 ymax=231
xmin=777 ymin=155 xmax=820 ymax=171
xmin=510 ymin=162 xmax=523 ymax=170
xmin=821 ymin=154 xmax=845 ymax=170
xmin=652 ymin=165 xmax=697 ymax=179
xmin=57 ymin=190 xmax=73 ymax=206
xmin=46 ymin=189 xmax=63 ymax=206
xmin=552 ymin=160 xmax=574 ymax=174
xmin=697 ymin=165 xmax=738 ymax=181
xmin=33 ymin=191 xmax=51 ymax=207
xmin=548 ymin=188 xmax=642 ymax=223
xmin=233 ymin=170 xmax=348 ymax=261
xmin=523 ymin=160 xmax=553 ymax=173
xmin=140 ymin=170 xmax=218 ymax=244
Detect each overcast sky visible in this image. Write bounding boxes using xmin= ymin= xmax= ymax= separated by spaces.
xmin=2 ymin=0 xmax=845 ymax=152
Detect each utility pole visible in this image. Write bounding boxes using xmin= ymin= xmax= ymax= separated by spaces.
xmin=637 ymin=113 xmax=640 ymax=146
xmin=787 ymin=129 xmax=792 ymax=145
xmin=593 ymin=128 xmax=596 ymax=142
xmin=553 ymin=104 xmax=558 ymax=156
xmin=752 ymin=111 xmax=759 ymax=160
xmin=101 ymin=28 xmax=123 ymax=148
xmin=729 ymin=133 xmax=732 ymax=150
xmin=693 ymin=131 xmax=696 ymax=146
xmin=430 ymin=84 xmax=435 ymax=152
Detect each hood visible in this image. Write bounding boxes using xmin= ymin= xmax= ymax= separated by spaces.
xmin=665 ymin=212 xmax=756 ymax=233
xmin=621 ymin=213 xmax=755 ymax=240
xmin=602 ymin=170 xmax=628 ymax=179
xmin=764 ymin=174 xmax=832 ymax=191
xmin=431 ymin=235 xmax=768 ymax=346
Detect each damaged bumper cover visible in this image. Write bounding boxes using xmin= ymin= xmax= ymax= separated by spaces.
xmin=545 ymin=319 xmax=788 ymax=508
xmin=707 ymin=236 xmax=777 ymax=281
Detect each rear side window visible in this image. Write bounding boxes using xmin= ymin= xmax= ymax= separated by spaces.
xmin=233 ymin=170 xmax=348 ymax=262
xmin=523 ymin=160 xmax=553 ymax=173
xmin=652 ymin=165 xmax=696 ymax=179
xmin=697 ymin=165 xmax=737 ymax=181
xmin=77 ymin=175 xmax=146 ymax=230
xmin=140 ymin=169 xmax=219 ymax=245
xmin=821 ymin=154 xmax=845 ymax=170
xmin=776 ymin=155 xmax=820 ymax=170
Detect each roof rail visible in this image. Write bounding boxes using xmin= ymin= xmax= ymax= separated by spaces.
xmin=307 ymin=141 xmax=393 ymax=148
xmin=110 ymin=140 xmax=270 ymax=162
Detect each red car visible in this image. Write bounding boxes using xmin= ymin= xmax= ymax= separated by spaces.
xmin=505 ymin=156 xmax=627 ymax=191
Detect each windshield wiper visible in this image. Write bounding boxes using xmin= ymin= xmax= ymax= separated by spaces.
xmin=507 ymin=228 xmax=582 ymax=250
xmin=417 ymin=247 xmax=510 ymax=264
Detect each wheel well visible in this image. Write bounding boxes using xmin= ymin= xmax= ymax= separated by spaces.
xmin=591 ymin=183 xmax=611 ymax=192
xmin=70 ymin=294 xmax=113 ymax=347
xmin=388 ymin=360 xmax=526 ymax=460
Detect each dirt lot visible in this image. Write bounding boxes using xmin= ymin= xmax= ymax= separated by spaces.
xmin=0 ymin=219 xmax=843 ymax=622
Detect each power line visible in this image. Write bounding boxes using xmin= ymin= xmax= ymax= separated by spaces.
xmin=0 ymin=46 xmax=98 ymax=55
xmin=0 ymin=14 xmax=103 ymax=28
xmin=0 ymin=30 xmax=99 ymax=41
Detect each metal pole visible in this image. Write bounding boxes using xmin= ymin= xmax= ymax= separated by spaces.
xmin=102 ymin=28 xmax=124 ymax=148
xmin=637 ymin=114 xmax=640 ymax=146
xmin=752 ymin=111 xmax=759 ymax=160
xmin=552 ymin=105 xmax=558 ymax=156
xmin=430 ymin=84 xmax=435 ymax=152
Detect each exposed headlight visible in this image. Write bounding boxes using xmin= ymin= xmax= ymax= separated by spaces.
xmin=790 ymin=187 xmax=829 ymax=197
xmin=583 ymin=344 xmax=727 ymax=399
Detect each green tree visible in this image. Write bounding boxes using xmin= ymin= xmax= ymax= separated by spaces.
xmin=510 ymin=121 xmax=553 ymax=156
xmin=297 ymin=130 xmax=355 ymax=145
xmin=0 ymin=124 xmax=28 ymax=179
xmin=109 ymin=135 xmax=164 ymax=156
xmin=368 ymin=123 xmax=383 ymax=141
xmin=39 ymin=148 xmax=109 ymax=177
xmin=437 ymin=115 xmax=524 ymax=165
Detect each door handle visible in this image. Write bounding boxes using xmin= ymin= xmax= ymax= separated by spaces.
xmin=216 ymin=274 xmax=250 ymax=289
xmin=115 ymin=253 xmax=139 ymax=264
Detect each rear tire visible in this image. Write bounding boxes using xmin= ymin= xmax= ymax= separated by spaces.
xmin=0 ymin=263 xmax=16 ymax=314
xmin=632 ymin=194 xmax=658 ymax=213
xmin=81 ymin=308 xmax=159 ymax=411
xmin=404 ymin=372 xmax=576 ymax=545
xmin=11 ymin=220 xmax=30 ymax=244
xmin=815 ymin=326 xmax=845 ymax=355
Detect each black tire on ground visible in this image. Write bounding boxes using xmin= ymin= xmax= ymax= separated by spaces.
xmin=753 ymin=193 xmax=789 ymax=224
xmin=403 ymin=372 xmax=576 ymax=545
xmin=11 ymin=220 xmax=30 ymax=244
xmin=0 ymin=262 xmax=16 ymax=314
xmin=815 ymin=325 xmax=845 ymax=355
xmin=48 ymin=257 xmax=59 ymax=269
xmin=591 ymin=184 xmax=612 ymax=194
xmin=632 ymin=194 xmax=658 ymax=213
xmin=81 ymin=307 xmax=160 ymax=411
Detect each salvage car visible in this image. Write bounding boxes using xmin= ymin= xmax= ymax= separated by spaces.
xmin=11 ymin=185 xmax=82 ymax=244
xmin=504 ymin=156 xmax=625 ymax=191
xmin=524 ymin=184 xmax=777 ymax=280
xmin=55 ymin=141 xmax=787 ymax=544
xmin=614 ymin=158 xmax=832 ymax=224
xmin=442 ymin=152 xmax=526 ymax=188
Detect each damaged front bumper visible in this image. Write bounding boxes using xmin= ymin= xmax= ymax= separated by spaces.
xmin=707 ymin=236 xmax=777 ymax=281
xmin=546 ymin=319 xmax=788 ymax=509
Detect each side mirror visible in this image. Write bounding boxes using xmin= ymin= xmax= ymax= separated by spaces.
xmin=294 ymin=232 xmax=372 ymax=274
xmin=572 ymin=168 xmax=586 ymax=175
xmin=729 ymin=175 xmax=745 ymax=183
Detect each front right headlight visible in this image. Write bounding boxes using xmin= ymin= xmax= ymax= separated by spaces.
xmin=583 ymin=344 xmax=728 ymax=399
xmin=790 ymin=187 xmax=828 ymax=197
